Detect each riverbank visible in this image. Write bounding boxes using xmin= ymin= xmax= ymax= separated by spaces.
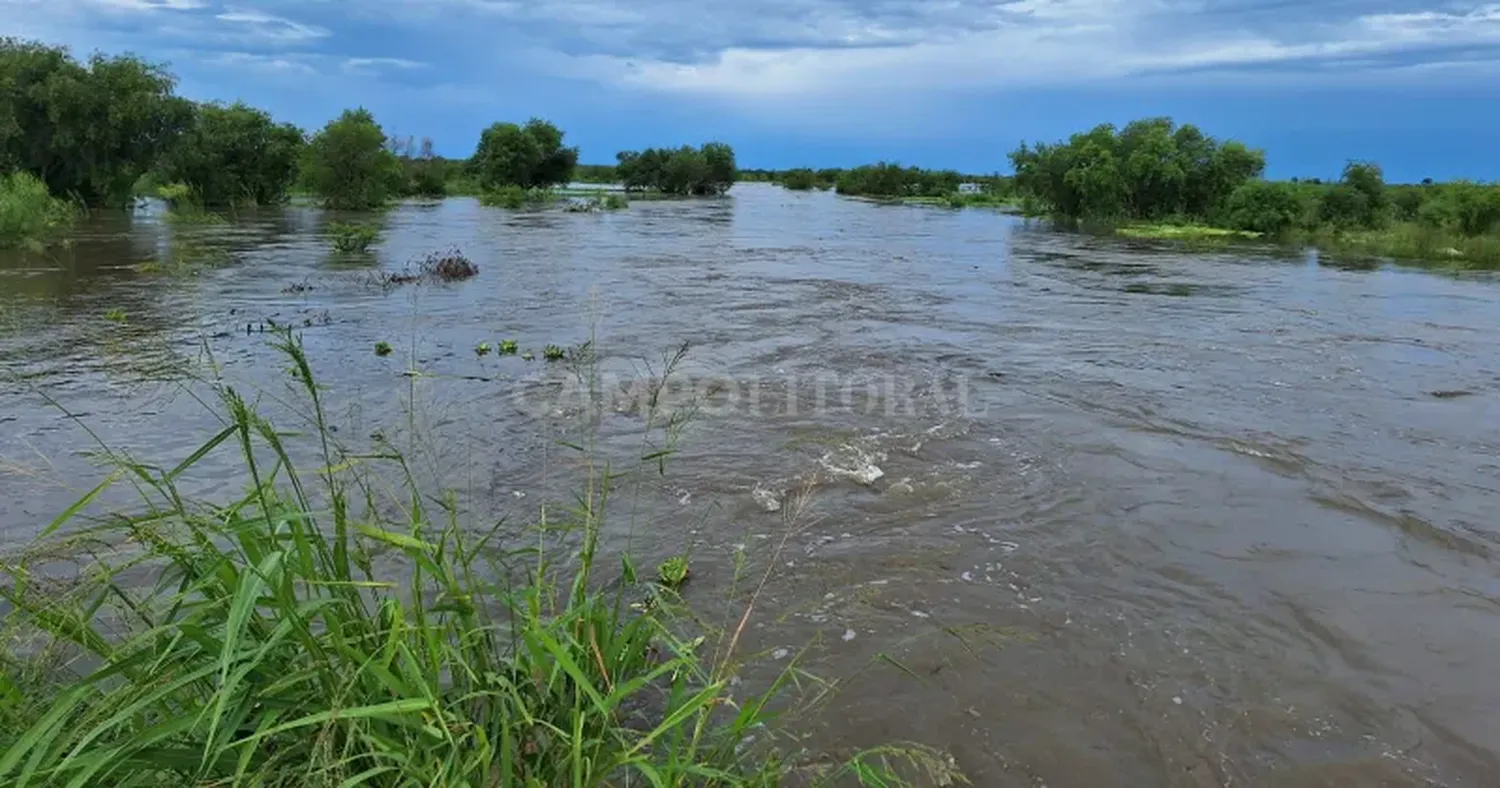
xmin=1110 ymin=219 xmax=1500 ymax=268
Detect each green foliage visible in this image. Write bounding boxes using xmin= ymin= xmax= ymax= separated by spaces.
xmin=574 ymin=163 xmax=617 ymax=183
xmin=0 ymin=38 xmax=193 ymax=206
xmin=103 ymin=307 xmax=127 ymax=323
xmin=834 ymin=163 xmax=960 ymax=198
xmin=0 ymin=334 xmax=952 ymax=788
xmin=1224 ymin=180 xmax=1307 ymax=236
xmin=374 ymin=340 xmax=393 ymax=356
xmin=498 ymin=339 xmax=518 ymax=355
xmin=388 ymin=136 xmax=449 ymax=198
xmin=471 ymin=118 xmax=579 ymax=190
xmin=543 ymin=343 xmax=566 ymax=361
xmin=657 ymin=555 xmax=690 ymax=588
xmin=299 ymin=108 xmax=405 ymax=210
xmin=0 ymin=171 xmax=75 ymax=249
xmin=479 ymin=184 xmax=528 ymax=209
xmin=1010 ymin=118 xmax=1266 ymax=221
xmin=602 ymin=192 xmax=628 ymax=210
xmin=615 ymin=143 xmax=738 ymax=195
xmin=159 ymin=102 xmax=304 ymax=207
xmin=780 ymin=168 xmax=818 ymax=190
xmin=328 ymin=221 xmax=379 ymax=253
xmin=475 ymin=341 xmax=491 ymax=356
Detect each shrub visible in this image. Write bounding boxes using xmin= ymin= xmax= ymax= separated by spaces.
xmin=479 ymin=184 xmax=527 ymax=209
xmin=299 ymin=108 xmax=405 ymax=210
xmin=615 ymin=144 xmax=738 ymax=195
xmin=471 ymin=118 xmax=578 ymax=190
xmin=159 ymin=101 xmax=304 ymax=207
xmin=780 ymin=168 xmax=818 ymax=190
xmin=1444 ymin=182 xmax=1500 ymax=237
xmin=328 ymin=222 xmax=380 ymax=253
xmin=0 ymin=171 xmax=76 ymax=249
xmin=1318 ymin=184 xmax=1372 ymax=230
xmin=1224 ymin=180 xmax=1305 ymax=236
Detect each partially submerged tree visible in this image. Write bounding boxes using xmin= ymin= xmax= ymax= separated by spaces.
xmin=471 ymin=118 xmax=578 ymax=190
xmin=299 ymin=108 xmax=405 ymax=210
xmin=1009 ymin=118 xmax=1266 ymax=221
xmin=159 ymin=102 xmax=304 ymax=206
xmin=0 ymin=38 xmax=192 ymax=206
xmin=614 ymin=143 xmax=737 ymax=195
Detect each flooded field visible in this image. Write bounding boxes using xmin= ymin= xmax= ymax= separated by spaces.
xmin=3 ymin=183 xmax=1499 ymax=786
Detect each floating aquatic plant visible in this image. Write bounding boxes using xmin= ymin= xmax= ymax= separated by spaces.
xmin=498 ymin=339 xmax=518 ymax=355
xmin=374 ymin=341 xmax=393 ymax=357
xmin=543 ymin=344 xmax=566 ymax=361
xmin=475 ymin=342 xmax=492 ymax=357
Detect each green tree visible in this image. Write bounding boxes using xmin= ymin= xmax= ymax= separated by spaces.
xmin=0 ymin=38 xmax=192 ymax=206
xmin=299 ymin=108 xmax=404 ymax=210
xmin=614 ymin=144 xmax=737 ymax=195
xmin=159 ymin=102 xmax=303 ymax=206
xmin=700 ymin=141 xmax=737 ymax=195
xmin=471 ymin=118 xmax=578 ymax=190
xmin=1010 ymin=118 xmax=1264 ymax=222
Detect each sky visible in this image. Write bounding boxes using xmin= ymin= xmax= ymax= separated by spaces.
xmin=4 ymin=0 xmax=1500 ymax=181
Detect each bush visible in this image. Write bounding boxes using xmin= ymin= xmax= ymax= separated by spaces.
xmin=0 ymin=171 xmax=75 ymax=249
xmin=615 ymin=143 xmax=738 ymax=195
xmin=1224 ymin=180 xmax=1305 ymax=235
xmin=328 ymin=221 xmax=380 ymax=253
xmin=834 ymin=163 xmax=960 ymax=198
xmin=780 ymin=168 xmax=818 ymax=190
xmin=0 ymin=38 xmax=193 ymax=206
xmin=1318 ymin=185 xmax=1372 ymax=229
xmin=1010 ymin=118 xmax=1265 ymax=221
xmin=1444 ymin=182 xmax=1500 ymax=237
xmin=159 ymin=102 xmax=304 ymax=207
xmin=471 ymin=118 xmax=578 ymax=191
xmin=299 ymin=108 xmax=406 ymax=210
xmin=478 ymin=184 xmax=528 ymax=209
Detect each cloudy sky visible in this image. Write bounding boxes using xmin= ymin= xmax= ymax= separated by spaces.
xmin=4 ymin=0 xmax=1499 ymax=179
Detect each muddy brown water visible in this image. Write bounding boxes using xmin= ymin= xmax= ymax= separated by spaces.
xmin=3 ymin=184 xmax=1500 ymax=786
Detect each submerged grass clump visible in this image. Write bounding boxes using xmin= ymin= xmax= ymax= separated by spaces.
xmin=0 ymin=172 xmax=76 ymax=251
xmin=374 ymin=340 xmax=393 ymax=356
xmin=328 ymin=221 xmax=380 ymax=253
xmin=475 ymin=341 xmax=491 ymax=356
xmin=1116 ymin=223 xmax=1262 ymax=241
xmin=0 ymin=330 xmax=955 ymax=787
xmin=543 ymin=343 xmax=566 ymax=361
xmin=373 ymin=248 xmax=479 ymax=287
xmin=498 ymin=339 xmax=519 ymax=355
xmin=103 ymin=308 xmax=127 ymax=323
xmin=419 ymin=247 xmax=478 ymax=281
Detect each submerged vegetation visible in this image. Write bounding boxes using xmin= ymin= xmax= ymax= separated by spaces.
xmin=328 ymin=222 xmax=380 ymax=253
xmin=300 ymin=109 xmax=406 ymax=210
xmin=615 ymin=143 xmax=737 ymax=196
xmin=472 ymin=118 xmax=579 ymax=192
xmin=159 ymin=101 xmax=304 ymax=207
xmin=0 ymin=333 xmax=957 ymax=787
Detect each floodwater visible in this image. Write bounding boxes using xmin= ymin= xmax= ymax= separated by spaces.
xmin=3 ymin=183 xmax=1500 ymax=786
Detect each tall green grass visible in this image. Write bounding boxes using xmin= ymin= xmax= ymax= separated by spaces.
xmin=0 ymin=172 xmax=76 ymax=251
xmin=0 ymin=330 xmax=955 ymax=787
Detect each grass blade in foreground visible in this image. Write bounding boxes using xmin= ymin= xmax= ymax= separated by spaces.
xmin=0 ymin=329 xmax=959 ymax=786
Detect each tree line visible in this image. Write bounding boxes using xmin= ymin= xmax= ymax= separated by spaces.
xmin=1006 ymin=117 xmax=1500 ymax=241
xmin=0 ymin=38 xmax=740 ymax=220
